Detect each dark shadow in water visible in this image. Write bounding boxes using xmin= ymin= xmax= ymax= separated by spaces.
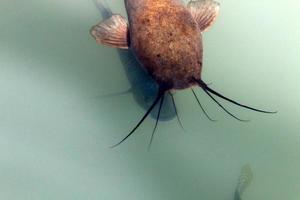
xmin=93 ymin=0 xmax=177 ymax=121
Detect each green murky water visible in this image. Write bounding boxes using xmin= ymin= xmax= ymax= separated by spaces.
xmin=0 ymin=0 xmax=299 ymax=199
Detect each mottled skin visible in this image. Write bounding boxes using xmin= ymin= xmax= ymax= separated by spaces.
xmin=125 ymin=0 xmax=203 ymax=90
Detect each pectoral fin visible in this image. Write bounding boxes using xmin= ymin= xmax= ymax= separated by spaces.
xmin=90 ymin=14 xmax=129 ymax=49
xmin=187 ymin=0 xmax=220 ymax=32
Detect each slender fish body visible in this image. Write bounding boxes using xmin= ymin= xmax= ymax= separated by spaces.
xmin=234 ymin=164 xmax=253 ymax=200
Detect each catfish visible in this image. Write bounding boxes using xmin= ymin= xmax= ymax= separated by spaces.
xmin=90 ymin=0 xmax=276 ymax=147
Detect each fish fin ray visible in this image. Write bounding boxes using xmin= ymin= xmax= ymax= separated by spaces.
xmin=90 ymin=14 xmax=129 ymax=49
xmin=187 ymin=0 xmax=220 ymax=32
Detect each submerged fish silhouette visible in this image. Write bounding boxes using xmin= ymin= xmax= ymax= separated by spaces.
xmin=90 ymin=0 xmax=276 ymax=147
xmin=234 ymin=164 xmax=253 ymax=200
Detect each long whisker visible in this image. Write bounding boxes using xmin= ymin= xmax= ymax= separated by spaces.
xmin=194 ymin=78 xmax=277 ymax=114
xmin=202 ymin=88 xmax=249 ymax=122
xmin=169 ymin=92 xmax=184 ymax=130
xmin=110 ymin=89 xmax=165 ymax=148
xmin=148 ymin=93 xmax=165 ymax=150
xmin=191 ymin=88 xmax=216 ymax=121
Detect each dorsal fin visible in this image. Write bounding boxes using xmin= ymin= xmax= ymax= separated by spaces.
xmin=90 ymin=14 xmax=129 ymax=49
xmin=187 ymin=0 xmax=220 ymax=32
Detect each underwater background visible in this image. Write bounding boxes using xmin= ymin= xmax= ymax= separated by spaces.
xmin=0 ymin=0 xmax=299 ymax=199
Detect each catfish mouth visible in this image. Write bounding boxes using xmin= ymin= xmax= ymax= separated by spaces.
xmin=157 ymin=76 xmax=201 ymax=91
xmin=171 ymin=79 xmax=199 ymax=90
xmin=111 ymin=77 xmax=277 ymax=148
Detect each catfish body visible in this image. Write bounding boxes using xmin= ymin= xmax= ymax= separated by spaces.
xmin=90 ymin=0 xmax=275 ymax=147
xmin=125 ymin=0 xmax=203 ymax=90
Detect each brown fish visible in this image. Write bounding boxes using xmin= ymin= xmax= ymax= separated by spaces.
xmin=90 ymin=0 xmax=276 ymax=147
